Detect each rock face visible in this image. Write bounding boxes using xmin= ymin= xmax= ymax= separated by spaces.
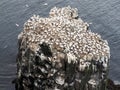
xmin=15 ymin=6 xmax=110 ymax=90
xmin=107 ymin=79 xmax=120 ymax=90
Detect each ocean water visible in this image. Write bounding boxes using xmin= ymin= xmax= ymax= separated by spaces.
xmin=0 ymin=0 xmax=120 ymax=89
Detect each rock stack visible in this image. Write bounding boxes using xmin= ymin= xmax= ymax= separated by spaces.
xmin=15 ymin=6 xmax=110 ymax=90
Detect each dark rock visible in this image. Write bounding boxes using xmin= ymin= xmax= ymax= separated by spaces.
xmin=107 ymin=79 xmax=120 ymax=90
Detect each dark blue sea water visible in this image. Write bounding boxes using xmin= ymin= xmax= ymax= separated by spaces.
xmin=0 ymin=0 xmax=120 ymax=89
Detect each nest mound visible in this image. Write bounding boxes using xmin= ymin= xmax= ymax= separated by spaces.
xmin=19 ymin=6 xmax=110 ymax=63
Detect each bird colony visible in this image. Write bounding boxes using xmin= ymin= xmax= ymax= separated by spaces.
xmin=16 ymin=6 xmax=110 ymax=90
